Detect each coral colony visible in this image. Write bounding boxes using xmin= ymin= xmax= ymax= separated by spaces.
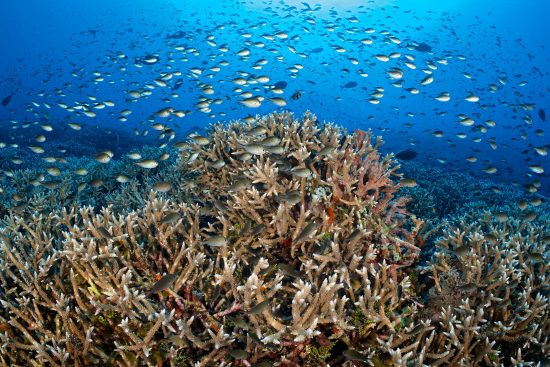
xmin=0 ymin=112 xmax=548 ymax=366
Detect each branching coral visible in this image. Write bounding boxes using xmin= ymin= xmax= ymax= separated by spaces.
xmin=0 ymin=111 xmax=547 ymax=366
xmin=0 ymin=146 xmax=184 ymax=217
xmin=408 ymin=211 xmax=549 ymax=366
xmin=174 ymin=111 xmax=424 ymax=364
xmin=182 ymin=111 xmax=421 ymax=268
xmin=0 ymin=195 xmax=215 ymax=366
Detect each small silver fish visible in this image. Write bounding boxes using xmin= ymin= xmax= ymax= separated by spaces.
xmin=248 ymin=299 xmax=270 ymax=315
xmin=278 ymin=263 xmax=300 ymax=278
xmin=89 ymin=178 xmax=103 ymax=187
xmin=96 ymin=226 xmax=112 ymax=239
xmin=116 ymin=175 xmax=131 ymax=183
xmin=522 ymin=211 xmax=537 ymax=222
xmin=153 ymin=181 xmax=172 ymax=193
xmin=191 ymin=135 xmax=210 ymax=145
xmin=149 ymin=274 xmax=178 ymax=294
xmin=231 ymin=316 xmax=250 ymax=329
xmin=42 ymin=180 xmax=61 ymax=189
xmin=494 ymin=212 xmax=508 ymax=223
xmin=160 ymin=212 xmax=179 ymax=224
xmin=458 ymin=283 xmax=477 ymax=293
xmin=343 ymin=349 xmax=367 ymax=362
xmin=135 ymin=159 xmax=159 ymax=169
xmin=243 ymin=143 xmax=265 ymax=155
xmin=400 ymin=178 xmax=417 ymax=188
xmin=205 ymin=235 xmax=227 ymax=247
xmin=317 ymin=146 xmax=336 ymax=157
xmin=228 ymin=177 xmax=251 ymax=192
xmin=264 ymin=145 xmax=285 ymax=154
xmin=210 ymin=159 xmax=226 ymax=169
xmin=250 ymin=223 xmax=266 ymax=236
xmin=213 ymin=200 xmax=228 ymax=213
xmin=248 ymin=125 xmax=268 ymax=136
xmin=228 ymin=349 xmax=248 ymax=359
xmin=261 ymin=136 xmax=281 ymax=146
xmin=95 ymin=151 xmax=112 ymax=163
xmin=276 ymin=190 xmax=302 ymax=205
xmin=454 ymin=245 xmax=469 ymax=257
xmin=293 ymin=221 xmax=317 ymax=243
xmin=291 ymin=167 xmax=312 ymax=178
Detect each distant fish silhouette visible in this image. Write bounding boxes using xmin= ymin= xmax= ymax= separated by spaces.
xmin=310 ymin=47 xmax=323 ymax=53
xmin=1 ymin=94 xmax=11 ymax=106
xmin=166 ymin=31 xmax=186 ymax=39
xmin=395 ymin=149 xmax=418 ymax=160
xmin=291 ymin=90 xmax=302 ymax=100
xmin=274 ymin=81 xmax=287 ymax=89
xmin=301 ymin=2 xmax=312 ymax=11
xmin=172 ymin=78 xmax=183 ymax=91
xmin=413 ymin=42 xmax=432 ymax=53
xmin=538 ymin=108 xmax=546 ymax=122
xmin=342 ymin=81 xmax=357 ymax=89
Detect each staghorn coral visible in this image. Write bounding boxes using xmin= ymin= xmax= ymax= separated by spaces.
xmin=0 ymin=145 xmax=189 ymax=217
xmin=397 ymin=161 xmax=528 ymax=221
xmin=0 ymin=197 xmax=419 ymax=366
xmin=174 ymin=111 xmax=424 ymax=364
xmin=181 ymin=111 xmax=422 ymax=269
xmin=402 ymin=210 xmax=549 ymax=366
xmin=0 ymin=111 xmax=547 ymax=366
xmin=0 ymin=112 xmax=423 ymax=366
xmin=0 ymin=195 xmax=213 ymax=366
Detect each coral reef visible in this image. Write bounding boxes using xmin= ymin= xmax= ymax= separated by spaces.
xmin=391 ymin=211 xmax=549 ymax=366
xmin=397 ymin=161 xmax=528 ymax=221
xmin=0 ymin=145 xmax=190 ymax=217
xmin=181 ymin=111 xmax=422 ymax=271
xmin=0 ymin=111 xmax=548 ymax=366
xmin=397 ymin=160 xmax=549 ymax=265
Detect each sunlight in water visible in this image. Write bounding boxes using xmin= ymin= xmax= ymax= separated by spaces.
xmin=246 ymin=0 xmax=395 ymax=11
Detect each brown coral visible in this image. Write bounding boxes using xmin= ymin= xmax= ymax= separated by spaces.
xmin=403 ymin=211 xmax=549 ymax=366
xmin=1 ymin=111 xmax=546 ymax=366
xmin=0 ymin=112 xmax=423 ymax=366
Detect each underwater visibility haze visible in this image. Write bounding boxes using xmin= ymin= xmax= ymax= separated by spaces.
xmin=0 ymin=0 xmax=549 ymax=366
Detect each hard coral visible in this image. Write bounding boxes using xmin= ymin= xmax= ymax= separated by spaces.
xmin=407 ymin=211 xmax=549 ymax=366
xmin=176 ymin=111 xmax=423 ymax=363
xmin=0 ymin=195 xmax=212 ymax=366
xmin=0 ymin=112 xmax=423 ymax=366
xmin=182 ymin=111 xmax=422 ymax=268
xmin=4 ymin=112 xmax=545 ymax=366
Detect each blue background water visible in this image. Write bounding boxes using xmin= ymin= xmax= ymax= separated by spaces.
xmin=1 ymin=0 xmax=548 ymax=195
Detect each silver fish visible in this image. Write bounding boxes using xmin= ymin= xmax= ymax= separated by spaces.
xmin=205 ymin=235 xmax=227 ymax=247
xmin=276 ymin=190 xmax=302 ymax=205
xmin=149 ymin=274 xmax=178 ymax=294
xmin=294 ymin=221 xmax=318 ymax=243
xmin=248 ymin=299 xmax=270 ymax=315
xmin=160 ymin=212 xmax=180 ymax=224
xmin=228 ymin=349 xmax=248 ymax=359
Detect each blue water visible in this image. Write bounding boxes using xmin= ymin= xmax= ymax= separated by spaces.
xmin=1 ymin=0 xmax=549 ymax=194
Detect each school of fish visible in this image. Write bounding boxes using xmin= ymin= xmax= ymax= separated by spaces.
xmin=0 ymin=0 xmax=548 ymax=202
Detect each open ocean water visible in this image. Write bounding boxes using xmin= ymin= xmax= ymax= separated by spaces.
xmin=1 ymin=0 xmax=549 ymax=197
xmin=0 ymin=0 xmax=549 ymax=366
